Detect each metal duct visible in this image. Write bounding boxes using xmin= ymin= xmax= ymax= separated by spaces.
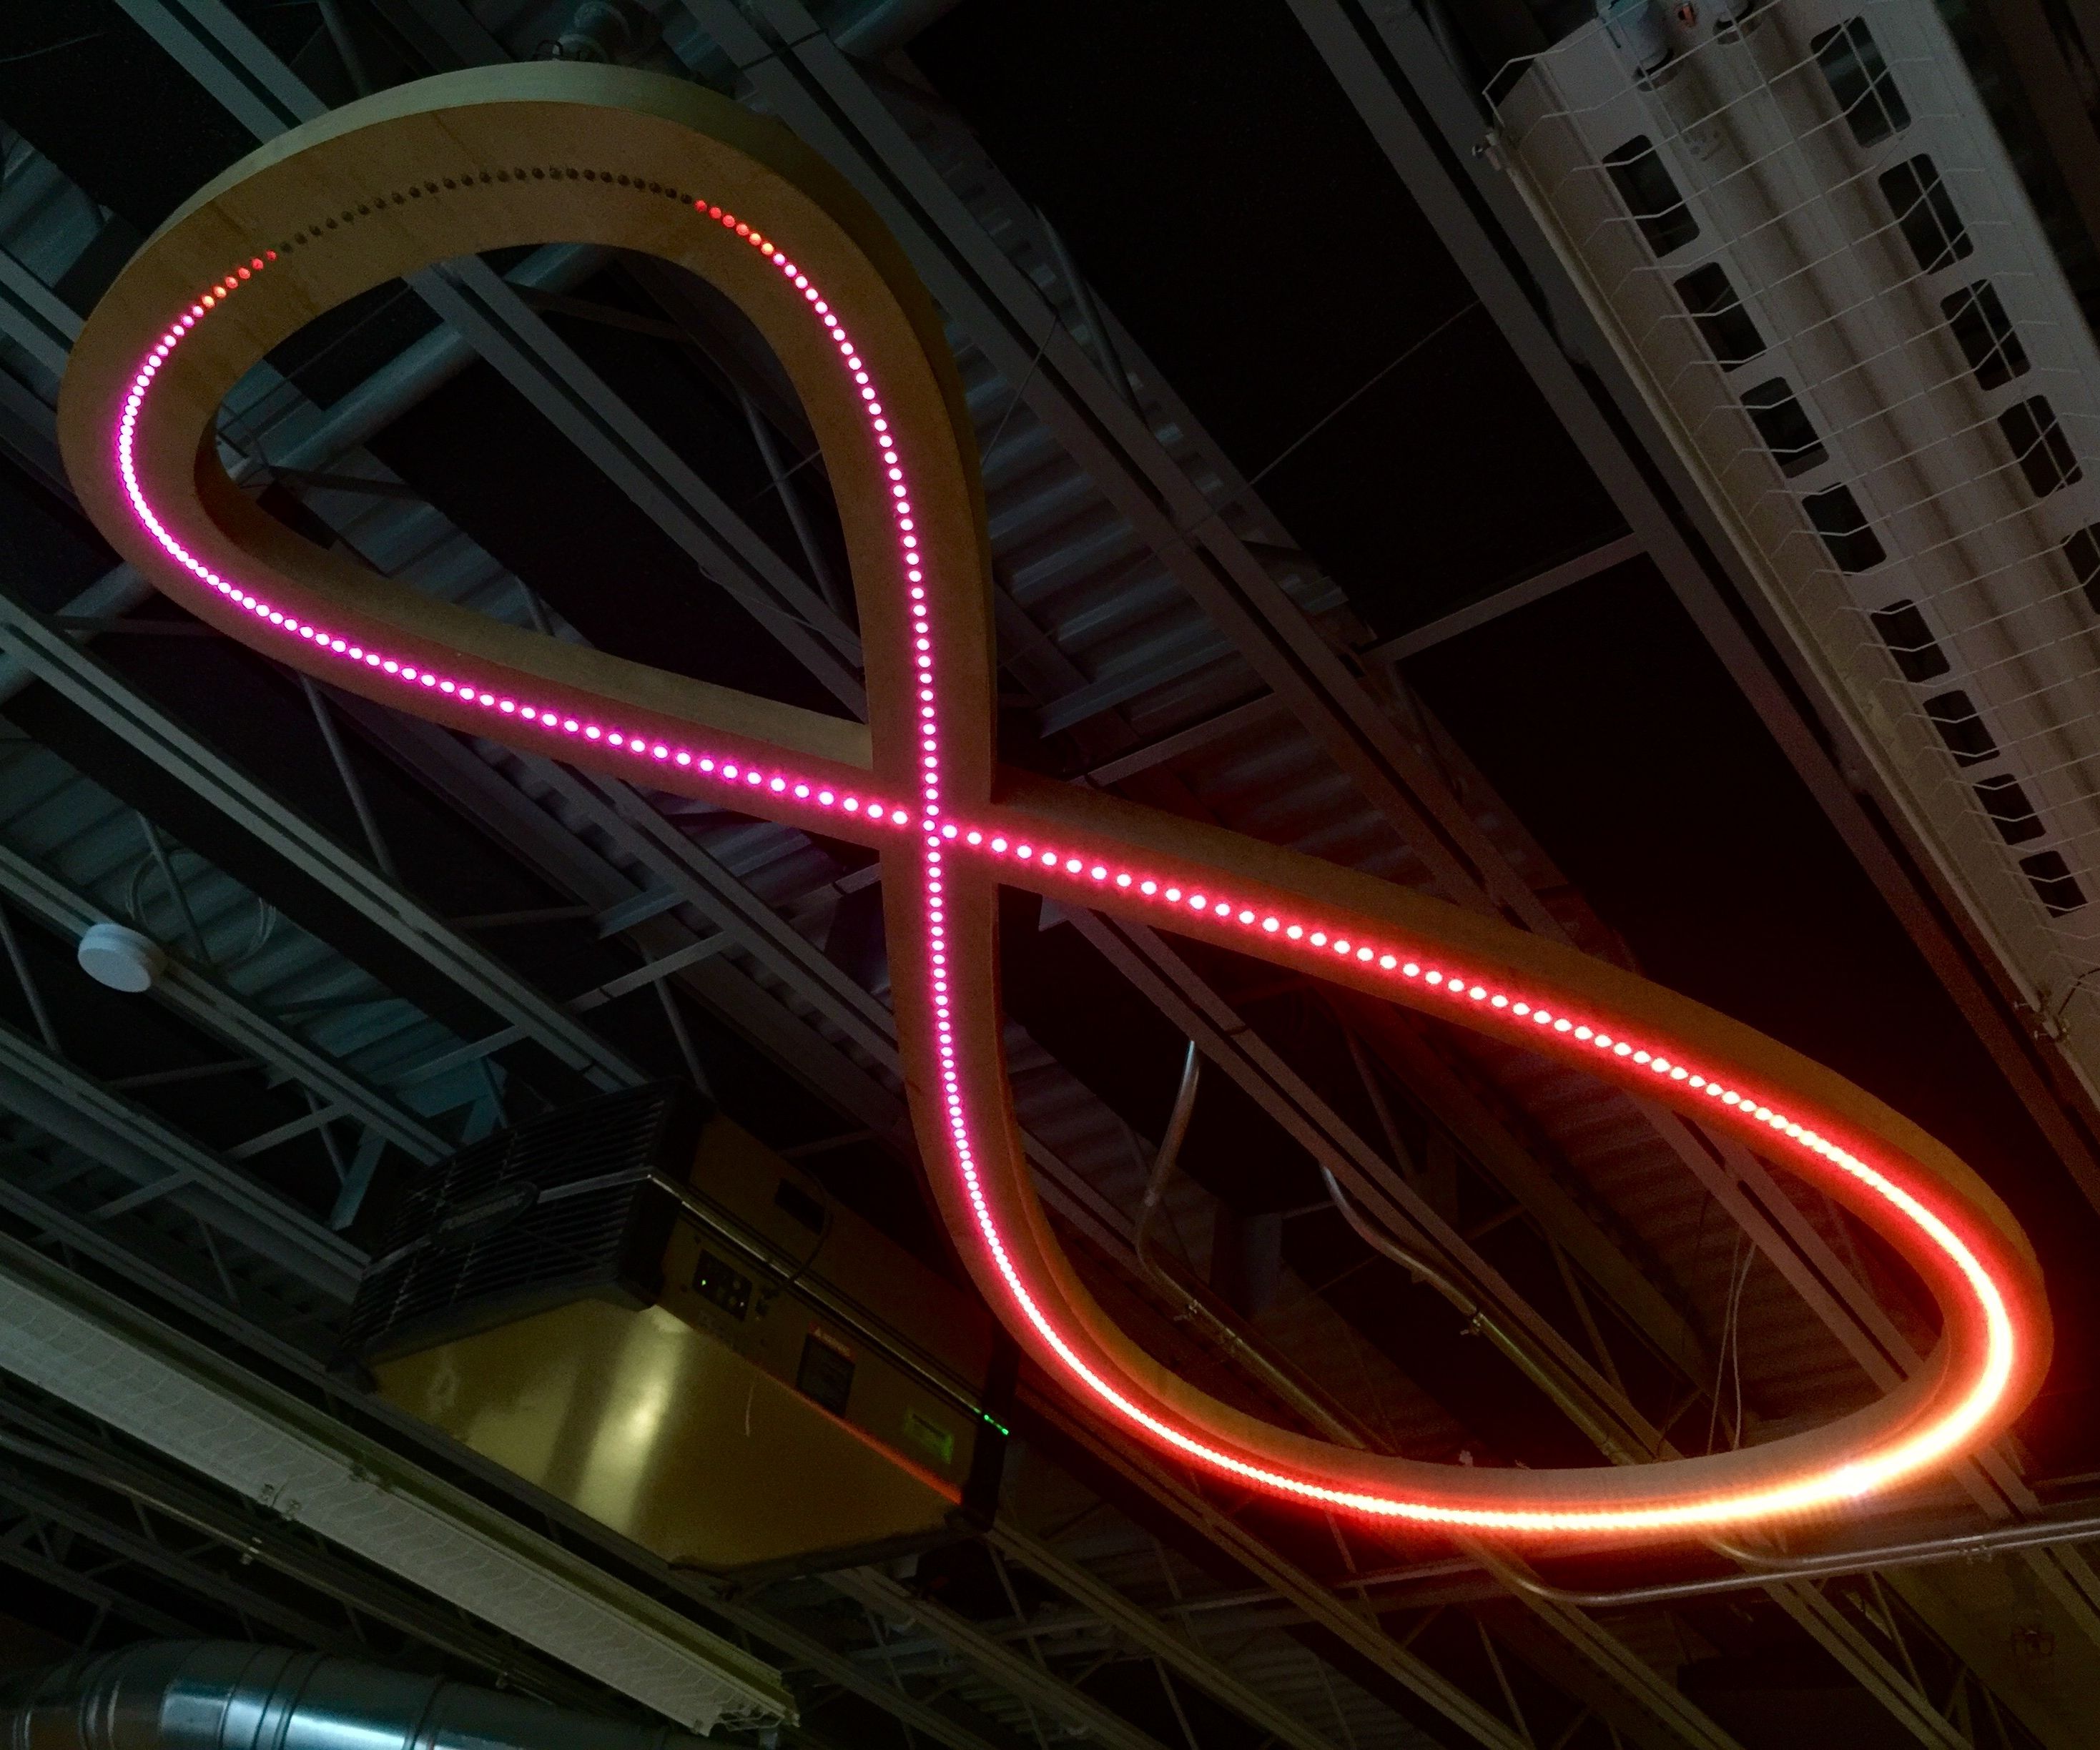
xmin=0 ymin=1234 xmax=792 ymax=1734
xmin=1 ymin=1642 xmax=709 ymax=1750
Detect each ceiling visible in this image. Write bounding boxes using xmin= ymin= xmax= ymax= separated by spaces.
xmin=3 ymin=1 xmax=2100 ymax=1747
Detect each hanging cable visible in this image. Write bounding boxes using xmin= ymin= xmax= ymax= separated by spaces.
xmin=1130 ymin=1043 xmax=1364 ymax=1448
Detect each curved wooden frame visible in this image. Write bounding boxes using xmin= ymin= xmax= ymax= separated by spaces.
xmin=59 ymin=63 xmax=2050 ymax=1538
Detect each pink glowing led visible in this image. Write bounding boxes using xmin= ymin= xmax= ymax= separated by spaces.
xmin=81 ymin=102 xmax=2046 ymax=1543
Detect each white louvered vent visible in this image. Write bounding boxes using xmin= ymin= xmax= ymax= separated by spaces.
xmin=1497 ymin=0 xmax=2100 ymax=1097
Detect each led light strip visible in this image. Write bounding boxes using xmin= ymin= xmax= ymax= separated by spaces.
xmin=64 ymin=64 xmax=2049 ymax=1540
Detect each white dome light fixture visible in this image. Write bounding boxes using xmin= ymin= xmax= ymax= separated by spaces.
xmin=77 ymin=922 xmax=167 ymax=994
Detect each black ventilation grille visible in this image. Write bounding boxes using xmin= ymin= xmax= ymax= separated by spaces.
xmin=347 ymin=1082 xmax=706 ymax=1362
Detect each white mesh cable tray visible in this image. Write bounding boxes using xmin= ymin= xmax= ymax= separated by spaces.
xmin=0 ymin=1237 xmax=792 ymax=1734
xmin=1491 ymin=0 xmax=2100 ymax=1098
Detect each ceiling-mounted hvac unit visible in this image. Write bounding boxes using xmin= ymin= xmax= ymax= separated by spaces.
xmin=0 ymin=1232 xmax=789 ymax=1735
xmin=350 ymin=1083 xmax=1010 ymax=1579
xmin=1494 ymin=0 xmax=2100 ymax=1097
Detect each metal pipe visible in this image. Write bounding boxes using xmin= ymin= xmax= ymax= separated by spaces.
xmin=1455 ymin=1511 xmax=2100 ymax=1608
xmin=1132 ymin=1045 xmax=1364 ymax=1447
xmin=1318 ymin=1164 xmax=1475 ymax=1312
xmin=1 ymin=1641 xmax=706 ymax=1749
xmin=1318 ymin=1165 xmax=1645 ymax=1468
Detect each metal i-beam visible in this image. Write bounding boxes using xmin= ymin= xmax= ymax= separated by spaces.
xmin=0 ymin=595 xmax=640 ymax=1092
xmin=1072 ymin=530 xmax=1643 ymax=783
xmin=0 ymin=244 xmax=79 ymax=379
xmin=0 ymin=1455 xmax=362 ymax=1657
xmin=0 ymin=1015 xmax=361 ymax=1300
xmin=828 ymin=1566 xmax=1178 ymax=1750
xmin=1366 ymin=535 xmax=1645 ymax=663
xmin=327 ymin=698 xmax=916 ymax=1134
xmin=0 ymin=1506 xmax=199 ymax=1641
xmin=988 ymin=1522 xmax=1349 ymax=1750
xmin=704 ymin=1593 xmax=1005 ymax=1750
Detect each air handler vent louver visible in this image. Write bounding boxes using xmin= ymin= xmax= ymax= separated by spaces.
xmin=349 ymin=1084 xmax=701 ymax=1361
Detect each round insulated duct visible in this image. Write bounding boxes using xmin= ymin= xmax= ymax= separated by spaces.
xmin=0 ymin=1641 xmax=711 ymax=1750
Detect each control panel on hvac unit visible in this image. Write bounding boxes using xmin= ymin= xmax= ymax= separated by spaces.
xmin=353 ymin=1083 xmax=1008 ymax=1578
xmin=655 ymin=1112 xmax=997 ymax=1491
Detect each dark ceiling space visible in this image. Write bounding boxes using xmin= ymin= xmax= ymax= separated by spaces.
xmin=3 ymin=1 xmax=2100 ymax=1747
xmin=912 ymin=0 xmax=1629 ymax=630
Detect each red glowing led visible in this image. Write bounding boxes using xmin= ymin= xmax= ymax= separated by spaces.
xmin=63 ymin=67 xmax=2049 ymax=1541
